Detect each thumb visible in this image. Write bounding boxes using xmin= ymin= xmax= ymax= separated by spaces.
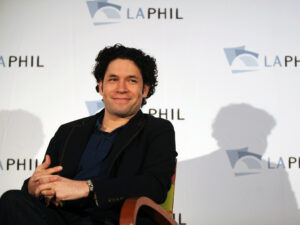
xmin=41 ymin=154 xmax=51 ymax=169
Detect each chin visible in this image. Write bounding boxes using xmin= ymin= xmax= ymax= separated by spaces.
xmin=106 ymin=103 xmax=140 ymax=118
xmin=110 ymin=107 xmax=134 ymax=117
xmin=114 ymin=111 xmax=135 ymax=118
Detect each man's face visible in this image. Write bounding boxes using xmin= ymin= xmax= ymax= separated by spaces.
xmin=98 ymin=58 xmax=149 ymax=119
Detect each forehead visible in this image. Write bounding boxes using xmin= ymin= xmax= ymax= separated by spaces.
xmin=105 ymin=58 xmax=142 ymax=78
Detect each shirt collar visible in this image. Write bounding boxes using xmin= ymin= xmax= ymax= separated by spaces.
xmin=95 ymin=113 xmax=124 ymax=136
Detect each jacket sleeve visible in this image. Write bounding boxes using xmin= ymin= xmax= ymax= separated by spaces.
xmin=91 ymin=120 xmax=177 ymax=209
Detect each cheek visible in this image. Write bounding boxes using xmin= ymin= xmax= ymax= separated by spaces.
xmin=102 ymin=85 xmax=115 ymax=95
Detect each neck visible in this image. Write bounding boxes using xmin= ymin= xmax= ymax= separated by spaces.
xmin=101 ymin=111 xmax=137 ymax=133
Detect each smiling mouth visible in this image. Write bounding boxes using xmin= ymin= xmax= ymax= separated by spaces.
xmin=113 ymin=98 xmax=131 ymax=102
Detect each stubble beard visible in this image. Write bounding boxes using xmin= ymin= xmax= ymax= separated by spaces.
xmin=105 ymin=103 xmax=139 ymax=119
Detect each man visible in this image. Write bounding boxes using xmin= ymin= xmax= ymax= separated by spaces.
xmin=0 ymin=44 xmax=177 ymax=225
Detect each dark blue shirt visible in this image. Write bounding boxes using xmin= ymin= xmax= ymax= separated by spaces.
xmin=74 ymin=116 xmax=121 ymax=180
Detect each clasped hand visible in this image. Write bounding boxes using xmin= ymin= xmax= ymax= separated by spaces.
xmin=28 ymin=155 xmax=89 ymax=207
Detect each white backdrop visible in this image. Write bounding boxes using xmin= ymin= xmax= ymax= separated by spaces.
xmin=1 ymin=0 xmax=300 ymax=224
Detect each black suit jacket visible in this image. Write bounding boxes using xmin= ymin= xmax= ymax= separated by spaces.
xmin=22 ymin=110 xmax=177 ymax=212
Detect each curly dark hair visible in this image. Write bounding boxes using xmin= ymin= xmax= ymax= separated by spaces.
xmin=93 ymin=44 xmax=158 ymax=106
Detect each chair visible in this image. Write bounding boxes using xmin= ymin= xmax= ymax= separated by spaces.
xmin=119 ymin=166 xmax=178 ymax=225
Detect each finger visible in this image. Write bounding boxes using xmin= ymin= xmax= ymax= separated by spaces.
xmin=33 ymin=166 xmax=63 ymax=179
xmin=41 ymin=189 xmax=56 ymax=197
xmin=50 ymin=197 xmax=60 ymax=207
xmin=54 ymin=201 xmax=60 ymax=207
xmin=35 ymin=183 xmax=52 ymax=197
xmin=44 ymin=154 xmax=51 ymax=167
xmin=40 ymin=155 xmax=51 ymax=169
xmin=31 ymin=175 xmax=41 ymax=182
xmin=38 ymin=155 xmax=51 ymax=170
xmin=45 ymin=166 xmax=63 ymax=175
xmin=53 ymin=199 xmax=63 ymax=207
xmin=31 ymin=168 xmax=62 ymax=184
xmin=38 ymin=175 xmax=59 ymax=184
xmin=31 ymin=174 xmax=54 ymax=182
xmin=31 ymin=173 xmax=46 ymax=182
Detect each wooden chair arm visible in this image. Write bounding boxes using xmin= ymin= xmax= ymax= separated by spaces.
xmin=119 ymin=197 xmax=178 ymax=225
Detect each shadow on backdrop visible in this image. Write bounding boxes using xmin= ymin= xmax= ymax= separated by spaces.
xmin=174 ymin=103 xmax=300 ymax=225
xmin=0 ymin=110 xmax=44 ymax=194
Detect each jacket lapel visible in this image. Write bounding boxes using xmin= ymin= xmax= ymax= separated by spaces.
xmin=60 ymin=110 xmax=145 ymax=178
xmin=107 ymin=110 xmax=146 ymax=174
xmin=60 ymin=112 xmax=102 ymax=178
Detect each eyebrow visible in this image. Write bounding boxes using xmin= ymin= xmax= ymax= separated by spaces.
xmin=106 ymin=74 xmax=140 ymax=79
xmin=107 ymin=74 xmax=118 ymax=77
xmin=128 ymin=75 xmax=139 ymax=79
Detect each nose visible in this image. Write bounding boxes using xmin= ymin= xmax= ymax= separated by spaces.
xmin=116 ymin=80 xmax=128 ymax=93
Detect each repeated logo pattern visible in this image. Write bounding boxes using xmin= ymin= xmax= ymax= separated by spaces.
xmin=87 ymin=0 xmax=122 ymax=25
xmin=224 ymin=46 xmax=259 ymax=73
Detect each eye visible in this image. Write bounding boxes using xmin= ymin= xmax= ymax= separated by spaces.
xmin=129 ymin=79 xmax=137 ymax=83
xmin=108 ymin=78 xmax=117 ymax=82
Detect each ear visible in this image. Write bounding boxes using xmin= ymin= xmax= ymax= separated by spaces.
xmin=142 ymin=84 xmax=150 ymax=98
xmin=98 ymin=81 xmax=104 ymax=97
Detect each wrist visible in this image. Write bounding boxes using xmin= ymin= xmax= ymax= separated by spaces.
xmin=77 ymin=180 xmax=89 ymax=198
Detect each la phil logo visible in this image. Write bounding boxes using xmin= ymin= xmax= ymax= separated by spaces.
xmin=86 ymin=0 xmax=183 ymax=26
xmin=148 ymin=108 xmax=185 ymax=121
xmin=0 ymin=158 xmax=39 ymax=171
xmin=0 ymin=55 xmax=44 ymax=68
xmin=85 ymin=100 xmax=105 ymax=115
xmin=224 ymin=45 xmax=300 ymax=73
xmin=226 ymin=147 xmax=300 ymax=176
